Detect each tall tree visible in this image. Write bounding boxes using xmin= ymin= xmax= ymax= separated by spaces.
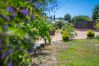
xmin=50 ymin=15 xmax=53 ymax=19
xmin=64 ymin=13 xmax=71 ymax=22
xmin=92 ymin=4 xmax=99 ymax=20
xmin=53 ymin=14 xmax=56 ymax=20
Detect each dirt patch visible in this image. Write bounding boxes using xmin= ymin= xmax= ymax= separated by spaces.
xmin=73 ymin=30 xmax=99 ymax=39
xmin=30 ymin=41 xmax=69 ymax=66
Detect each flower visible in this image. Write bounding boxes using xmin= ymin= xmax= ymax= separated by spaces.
xmin=22 ymin=9 xmax=28 ymax=16
xmin=3 ymin=24 xmax=8 ymax=29
xmin=13 ymin=13 xmax=16 ymax=17
xmin=31 ymin=15 xmax=35 ymax=19
xmin=28 ymin=49 xmax=32 ymax=53
xmin=30 ymin=0 xmax=33 ymax=3
xmin=1 ymin=49 xmax=13 ymax=59
xmin=1 ymin=51 xmax=9 ymax=59
xmin=34 ymin=3 xmax=41 ymax=9
xmin=0 ymin=15 xmax=10 ymax=20
xmin=8 ymin=44 xmax=12 ymax=47
xmin=26 ymin=19 xmax=30 ymax=24
xmin=7 ymin=7 xmax=13 ymax=13
xmin=8 ymin=61 xmax=13 ymax=66
xmin=8 ymin=49 xmax=13 ymax=54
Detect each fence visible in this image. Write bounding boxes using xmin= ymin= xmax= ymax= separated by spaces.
xmin=74 ymin=21 xmax=94 ymax=29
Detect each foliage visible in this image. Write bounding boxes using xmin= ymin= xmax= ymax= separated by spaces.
xmin=72 ymin=15 xmax=91 ymax=22
xmin=53 ymin=14 xmax=56 ymax=20
xmin=55 ymin=21 xmax=64 ymax=29
xmin=87 ymin=30 xmax=95 ymax=39
xmin=48 ymin=22 xmax=56 ymax=30
xmin=58 ymin=17 xmax=63 ymax=20
xmin=62 ymin=23 xmax=76 ymax=38
xmin=95 ymin=35 xmax=99 ymax=39
xmin=96 ymin=22 xmax=99 ymax=30
xmin=62 ymin=31 xmax=69 ymax=42
xmin=92 ymin=4 xmax=99 ymax=20
xmin=64 ymin=13 xmax=71 ymax=22
xmin=0 ymin=0 xmax=60 ymax=66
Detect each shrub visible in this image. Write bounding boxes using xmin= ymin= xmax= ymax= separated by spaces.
xmin=87 ymin=30 xmax=95 ymax=39
xmin=55 ymin=21 xmax=64 ymax=29
xmin=62 ymin=32 xmax=69 ymax=42
xmin=95 ymin=35 xmax=99 ymax=39
xmin=0 ymin=0 xmax=54 ymax=66
xmin=62 ymin=23 xmax=76 ymax=38
xmin=96 ymin=22 xmax=99 ymax=30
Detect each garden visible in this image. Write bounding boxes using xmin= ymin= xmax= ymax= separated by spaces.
xmin=0 ymin=0 xmax=99 ymax=66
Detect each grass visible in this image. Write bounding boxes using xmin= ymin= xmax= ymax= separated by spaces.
xmin=56 ymin=39 xmax=99 ymax=66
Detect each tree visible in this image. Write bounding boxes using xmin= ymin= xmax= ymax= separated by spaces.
xmin=92 ymin=4 xmax=99 ymax=21
xmin=50 ymin=15 xmax=53 ymax=19
xmin=64 ymin=14 xmax=71 ymax=22
xmin=96 ymin=22 xmax=99 ymax=30
xmin=72 ymin=15 xmax=91 ymax=22
xmin=55 ymin=21 xmax=64 ymax=29
xmin=53 ymin=14 xmax=56 ymax=20
xmin=58 ymin=17 xmax=63 ymax=20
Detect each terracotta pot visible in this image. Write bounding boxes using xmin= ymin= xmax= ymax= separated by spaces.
xmin=49 ymin=30 xmax=55 ymax=36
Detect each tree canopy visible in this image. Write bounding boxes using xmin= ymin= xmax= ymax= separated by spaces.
xmin=92 ymin=4 xmax=99 ymax=21
xmin=72 ymin=15 xmax=91 ymax=22
xmin=64 ymin=13 xmax=71 ymax=22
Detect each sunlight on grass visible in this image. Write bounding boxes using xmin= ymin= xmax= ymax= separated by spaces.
xmin=56 ymin=39 xmax=99 ymax=66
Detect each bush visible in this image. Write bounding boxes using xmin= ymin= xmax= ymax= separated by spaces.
xmin=96 ymin=22 xmax=99 ymax=30
xmin=62 ymin=32 xmax=69 ymax=42
xmin=87 ymin=30 xmax=95 ymax=39
xmin=55 ymin=21 xmax=64 ymax=29
xmin=95 ymin=35 xmax=99 ymax=39
xmin=62 ymin=23 xmax=76 ymax=38
xmin=0 ymin=0 xmax=54 ymax=66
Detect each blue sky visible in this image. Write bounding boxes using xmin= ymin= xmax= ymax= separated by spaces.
xmin=48 ymin=0 xmax=99 ymax=18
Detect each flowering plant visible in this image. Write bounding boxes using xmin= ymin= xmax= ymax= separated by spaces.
xmin=0 ymin=0 xmax=59 ymax=66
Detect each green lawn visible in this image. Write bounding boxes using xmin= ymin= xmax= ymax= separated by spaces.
xmin=56 ymin=39 xmax=99 ymax=66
